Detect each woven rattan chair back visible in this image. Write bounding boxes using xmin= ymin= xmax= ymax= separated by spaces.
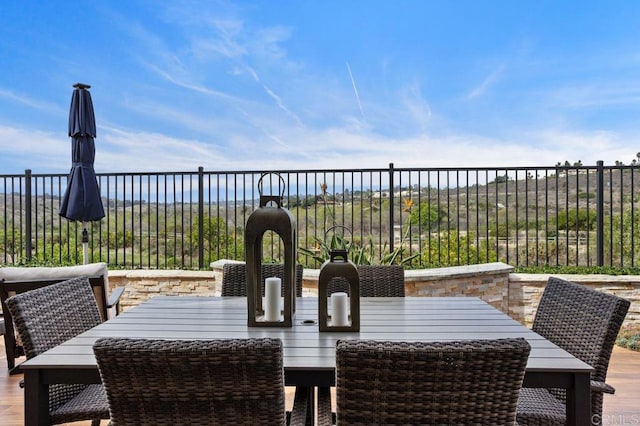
xmin=517 ymin=276 xmax=630 ymax=424
xmin=0 ymin=263 xmax=124 ymax=372
xmin=5 ymin=277 xmax=108 ymax=425
xmin=93 ymin=337 xmax=286 ymax=426
xmin=221 ymin=263 xmax=304 ymax=297
xmin=334 ymin=338 xmax=530 ymax=425
xmin=325 ymin=264 xmax=405 ymax=297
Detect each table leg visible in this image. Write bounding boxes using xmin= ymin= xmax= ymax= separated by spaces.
xmin=24 ymin=369 xmax=49 ymax=426
xmin=306 ymin=387 xmax=315 ymax=426
xmin=566 ymin=371 xmax=591 ymax=426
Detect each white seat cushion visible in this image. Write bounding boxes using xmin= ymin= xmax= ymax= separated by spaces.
xmin=0 ymin=263 xmax=114 ymax=318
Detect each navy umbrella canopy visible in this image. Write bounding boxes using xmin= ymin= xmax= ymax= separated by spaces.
xmin=59 ymin=83 xmax=105 ymax=263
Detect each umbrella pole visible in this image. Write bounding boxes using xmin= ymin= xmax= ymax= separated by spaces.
xmin=82 ymin=223 xmax=89 ymax=265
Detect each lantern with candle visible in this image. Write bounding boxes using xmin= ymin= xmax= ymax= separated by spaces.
xmin=245 ymin=173 xmax=296 ymax=327
xmin=318 ymin=226 xmax=360 ymax=331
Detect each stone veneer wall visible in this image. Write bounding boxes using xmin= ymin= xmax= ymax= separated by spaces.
xmin=403 ymin=262 xmax=513 ymax=313
xmin=108 ymin=269 xmax=219 ymax=311
xmin=110 ymin=262 xmax=514 ymax=314
xmin=509 ymin=273 xmax=640 ymax=327
xmin=108 ymin=262 xmax=639 ymax=328
xmin=298 ymin=262 xmax=514 ymax=312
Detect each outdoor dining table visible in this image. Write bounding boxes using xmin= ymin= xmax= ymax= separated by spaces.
xmin=21 ymin=296 xmax=593 ymax=425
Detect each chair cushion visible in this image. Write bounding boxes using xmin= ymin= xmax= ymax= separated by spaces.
xmin=0 ymin=262 xmax=114 ymax=318
xmin=0 ymin=262 xmax=107 ymax=283
xmin=517 ymin=387 xmax=566 ymax=425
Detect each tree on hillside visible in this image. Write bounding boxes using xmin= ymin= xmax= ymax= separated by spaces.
xmin=408 ymin=201 xmax=445 ymax=231
xmin=490 ymin=174 xmax=512 ymax=184
xmin=421 ymin=230 xmax=497 ymax=267
xmin=189 ymin=216 xmax=241 ymax=263
xmin=604 ymin=207 xmax=640 ymax=265
xmin=556 ymin=160 xmax=583 ymax=167
xmin=555 ymin=209 xmax=596 ymax=231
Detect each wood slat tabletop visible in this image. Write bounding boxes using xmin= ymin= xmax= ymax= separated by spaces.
xmin=24 ymin=296 xmax=592 ymax=373
xmin=21 ymin=296 xmax=594 ymax=426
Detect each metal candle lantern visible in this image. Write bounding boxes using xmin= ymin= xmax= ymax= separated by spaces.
xmin=245 ymin=173 xmax=297 ymax=327
xmin=318 ymin=226 xmax=360 ymax=331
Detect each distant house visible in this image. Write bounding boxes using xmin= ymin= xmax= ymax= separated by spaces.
xmin=372 ymin=191 xmax=390 ymax=199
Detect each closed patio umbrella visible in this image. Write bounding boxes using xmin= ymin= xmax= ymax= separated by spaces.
xmin=59 ymin=83 xmax=105 ymax=264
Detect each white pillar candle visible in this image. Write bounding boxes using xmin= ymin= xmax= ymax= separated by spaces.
xmin=331 ymin=292 xmax=349 ymax=326
xmin=264 ymin=277 xmax=281 ymax=322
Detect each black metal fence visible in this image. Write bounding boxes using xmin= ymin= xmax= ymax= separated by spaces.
xmin=2 ymin=161 xmax=639 ymax=270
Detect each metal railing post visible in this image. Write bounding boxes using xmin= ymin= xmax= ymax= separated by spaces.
xmin=198 ymin=166 xmax=204 ymax=269
xmin=25 ymin=169 xmax=32 ymax=262
xmin=596 ymin=160 xmax=604 ymax=266
xmin=389 ymin=162 xmax=394 ymax=253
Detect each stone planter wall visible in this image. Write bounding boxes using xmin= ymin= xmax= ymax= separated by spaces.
xmin=404 ymin=263 xmax=513 ymax=313
xmin=509 ymin=273 xmax=640 ymax=327
xmin=108 ymin=262 xmax=639 ymax=328
xmin=108 ymin=269 xmax=219 ymax=311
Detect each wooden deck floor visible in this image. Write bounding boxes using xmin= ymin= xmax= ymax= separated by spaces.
xmin=1 ymin=341 xmax=638 ymax=425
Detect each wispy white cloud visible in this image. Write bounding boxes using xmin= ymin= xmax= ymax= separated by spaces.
xmin=244 ymin=65 xmax=260 ymax=82
xmin=241 ymin=66 xmax=303 ymax=126
xmin=400 ymin=83 xmax=432 ymax=131
xmin=260 ymin=84 xmax=303 ymax=126
xmin=543 ymin=81 xmax=640 ymax=109
xmin=248 ymin=26 xmax=292 ymax=61
xmin=143 ymin=62 xmax=239 ymax=101
xmin=161 ymin=2 xmax=291 ymax=64
xmin=195 ymin=18 xmax=248 ymax=59
xmin=1 ymin=117 xmax=637 ymax=175
xmin=92 ymin=4 xmax=640 ymax=170
xmin=518 ymin=128 xmax=636 ymax=165
xmin=112 ymin=3 xmax=303 ymax=132
xmin=96 ymin=126 xmax=224 ymax=172
xmin=467 ymin=64 xmax=505 ymax=99
xmin=0 ymin=125 xmax=70 ymax=172
xmin=109 ymin=13 xmax=187 ymax=77
xmin=0 ymin=88 xmax=65 ymax=115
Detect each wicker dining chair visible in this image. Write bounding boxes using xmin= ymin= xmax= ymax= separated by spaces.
xmin=324 ymin=264 xmax=405 ymax=297
xmin=5 ymin=277 xmax=110 ymax=425
xmin=517 ymin=277 xmax=630 ymax=426
xmin=317 ymin=338 xmax=531 ymax=425
xmin=93 ymin=337 xmax=309 ymax=426
xmin=0 ymin=262 xmax=125 ymax=372
xmin=221 ymin=263 xmax=304 ymax=297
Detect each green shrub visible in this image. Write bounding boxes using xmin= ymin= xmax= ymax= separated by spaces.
xmin=514 ymin=264 xmax=640 ymax=275
xmin=555 ymin=209 xmax=596 ymax=231
xmin=421 ymin=231 xmax=497 ymax=267
xmin=616 ymin=325 xmax=640 ymax=351
xmin=408 ymin=202 xmax=445 ymax=232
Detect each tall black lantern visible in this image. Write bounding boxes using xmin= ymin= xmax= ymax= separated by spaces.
xmin=318 ymin=227 xmax=360 ymax=331
xmin=245 ymin=173 xmax=297 ymax=327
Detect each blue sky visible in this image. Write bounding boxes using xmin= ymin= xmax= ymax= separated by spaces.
xmin=1 ymin=0 xmax=640 ymax=174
